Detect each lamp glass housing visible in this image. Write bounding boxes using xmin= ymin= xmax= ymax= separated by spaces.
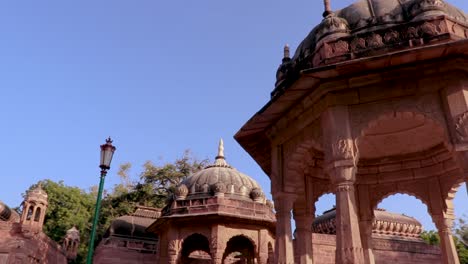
xmin=100 ymin=138 xmax=116 ymax=169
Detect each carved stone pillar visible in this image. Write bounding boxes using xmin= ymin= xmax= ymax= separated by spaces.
xmin=211 ymin=225 xmax=226 ymax=264
xmin=359 ymin=220 xmax=375 ymax=264
xmin=274 ymin=193 xmax=295 ymax=264
xmin=333 ymin=177 xmax=365 ymax=264
xmin=293 ymin=212 xmax=314 ymax=264
xmin=167 ymin=239 xmax=179 ymax=264
xmin=322 ymin=106 xmax=365 ymax=264
xmin=435 ymin=216 xmax=460 ymax=264
xmin=258 ymin=229 xmax=269 ymax=264
xmin=357 ymin=185 xmax=375 ymax=264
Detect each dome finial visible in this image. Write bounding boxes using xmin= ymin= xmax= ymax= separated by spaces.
xmin=323 ymin=0 xmax=332 ymax=17
xmin=217 ymin=138 xmax=224 ymax=159
xmin=283 ymin=44 xmax=290 ymax=59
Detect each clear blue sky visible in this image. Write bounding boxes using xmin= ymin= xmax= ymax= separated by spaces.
xmin=0 ymin=0 xmax=466 ymax=231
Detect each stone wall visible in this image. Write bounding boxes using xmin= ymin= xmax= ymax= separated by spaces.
xmin=294 ymin=233 xmax=441 ymax=264
xmin=0 ymin=222 xmax=67 ymax=264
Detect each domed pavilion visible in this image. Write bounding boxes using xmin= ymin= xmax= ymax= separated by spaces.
xmin=235 ymin=0 xmax=468 ymax=263
xmin=147 ymin=140 xmax=275 ymax=264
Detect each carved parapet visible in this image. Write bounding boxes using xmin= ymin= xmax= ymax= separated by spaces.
xmin=312 ymin=208 xmax=424 ymax=238
xmin=311 ymin=16 xmax=459 ymax=68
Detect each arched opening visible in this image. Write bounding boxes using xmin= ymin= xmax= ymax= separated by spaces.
xmin=223 ymin=235 xmax=255 ymax=264
xmin=26 ymin=205 xmax=33 ymax=221
xmin=311 ymin=193 xmax=336 ymax=234
xmin=179 ymin=233 xmax=211 ymax=264
xmin=373 ymin=193 xmax=442 ymax=263
xmin=267 ymin=242 xmax=274 ymax=264
xmin=34 ymin=207 xmax=41 ymax=222
xmin=449 ymin=182 xmax=468 ymax=262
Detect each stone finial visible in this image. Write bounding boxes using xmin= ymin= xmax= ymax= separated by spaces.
xmin=323 ymin=0 xmax=332 ymax=17
xmin=213 ymin=139 xmax=230 ymax=167
xmin=250 ymin=188 xmax=264 ymax=203
xmin=175 ymin=184 xmax=189 ymax=200
xmin=283 ymin=44 xmax=290 ymax=59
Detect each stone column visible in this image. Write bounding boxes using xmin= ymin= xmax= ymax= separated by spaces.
xmin=359 ymin=219 xmax=375 ymax=264
xmin=211 ymin=225 xmax=226 ymax=264
xmin=322 ymin=106 xmax=365 ymax=264
xmin=435 ymin=216 xmax=460 ymax=264
xmin=258 ymin=229 xmax=269 ymax=264
xmin=274 ymin=193 xmax=296 ymax=264
xmin=357 ymin=185 xmax=375 ymax=264
xmin=293 ymin=212 xmax=314 ymax=264
xmin=331 ymin=172 xmax=365 ymax=264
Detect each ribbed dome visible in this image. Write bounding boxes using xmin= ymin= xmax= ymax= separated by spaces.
xmin=177 ymin=140 xmax=263 ymax=201
xmin=293 ymin=0 xmax=468 ymax=60
xmin=26 ymin=184 xmax=48 ymax=204
xmin=312 ymin=208 xmax=423 ymax=238
xmin=0 ymin=201 xmax=11 ymax=221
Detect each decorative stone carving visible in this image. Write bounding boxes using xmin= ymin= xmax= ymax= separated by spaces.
xmin=410 ymin=0 xmax=446 ymax=19
xmin=455 ymin=111 xmax=468 ymax=142
xmin=212 ymin=182 xmax=226 ymax=196
xmin=420 ymin=22 xmax=438 ymax=36
xmin=265 ymin=200 xmax=274 ymax=209
xmin=384 ymin=31 xmax=400 ymax=44
xmin=250 ymin=188 xmax=264 ymax=202
xmin=315 ymin=13 xmax=350 ymax=42
xmin=175 ymin=184 xmax=189 ymax=200
xmin=366 ymin=33 xmax=384 ymax=48
xmin=351 ymin=38 xmax=366 ymax=52
xmin=331 ymin=139 xmax=354 ymax=160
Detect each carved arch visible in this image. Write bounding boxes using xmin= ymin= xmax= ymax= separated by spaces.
xmin=371 ymin=189 xmax=431 ymax=215
xmin=222 ymin=234 xmax=257 ymax=263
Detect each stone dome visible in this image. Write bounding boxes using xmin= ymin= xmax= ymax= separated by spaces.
xmin=293 ymin=0 xmax=468 ymax=60
xmin=26 ymin=184 xmax=48 ymax=205
xmin=312 ymin=208 xmax=423 ymax=238
xmin=65 ymin=226 xmax=80 ymax=242
xmin=0 ymin=201 xmax=12 ymax=221
xmin=178 ymin=139 xmax=264 ymax=202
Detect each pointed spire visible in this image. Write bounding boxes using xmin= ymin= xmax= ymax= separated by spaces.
xmin=323 ymin=0 xmax=332 ymax=17
xmin=213 ymin=139 xmax=230 ymax=168
xmin=216 ymin=138 xmax=225 ymax=159
xmin=283 ymin=44 xmax=290 ymax=59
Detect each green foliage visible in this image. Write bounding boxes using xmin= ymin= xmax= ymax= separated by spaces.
xmin=96 ymin=150 xmax=207 ymax=245
xmin=21 ymin=150 xmax=206 ymax=263
xmin=24 ymin=179 xmax=95 ymax=264
xmin=421 ymin=230 xmax=440 ymax=245
xmin=421 ymin=216 xmax=468 ymax=263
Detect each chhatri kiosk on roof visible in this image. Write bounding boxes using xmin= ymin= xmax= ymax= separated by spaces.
xmin=236 ymin=0 xmax=468 ymax=263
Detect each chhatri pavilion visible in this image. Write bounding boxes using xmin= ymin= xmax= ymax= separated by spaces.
xmin=235 ymin=0 xmax=468 ymax=263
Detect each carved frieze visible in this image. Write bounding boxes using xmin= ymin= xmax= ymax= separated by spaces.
xmin=331 ymin=139 xmax=354 ymax=160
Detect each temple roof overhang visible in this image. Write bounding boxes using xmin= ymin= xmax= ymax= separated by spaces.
xmin=235 ymin=38 xmax=468 ymax=176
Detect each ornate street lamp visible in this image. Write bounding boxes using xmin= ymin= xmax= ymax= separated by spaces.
xmin=86 ymin=137 xmax=116 ymax=264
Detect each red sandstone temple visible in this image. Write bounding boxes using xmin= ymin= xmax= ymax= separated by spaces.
xmin=92 ymin=141 xmax=446 ymax=264
xmin=234 ymin=0 xmax=468 ymax=263
xmin=0 ymin=185 xmax=79 ymax=263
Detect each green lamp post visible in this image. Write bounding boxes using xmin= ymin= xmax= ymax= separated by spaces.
xmin=86 ymin=137 xmax=116 ymax=264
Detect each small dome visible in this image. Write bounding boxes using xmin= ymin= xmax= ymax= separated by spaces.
xmin=65 ymin=226 xmax=80 ymax=242
xmin=312 ymin=208 xmax=423 ymax=237
xmin=26 ymin=184 xmax=48 ymax=203
xmin=293 ymin=0 xmax=468 ymax=60
xmin=0 ymin=201 xmax=11 ymax=221
xmin=178 ymin=139 xmax=263 ymax=201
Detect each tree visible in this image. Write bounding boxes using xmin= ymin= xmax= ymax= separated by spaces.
xmin=23 ymin=179 xmax=95 ymax=264
xmin=421 ymin=216 xmax=468 ymax=264
xmin=95 ymin=150 xmax=208 ymax=244
xmin=21 ymin=150 xmax=207 ymax=263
